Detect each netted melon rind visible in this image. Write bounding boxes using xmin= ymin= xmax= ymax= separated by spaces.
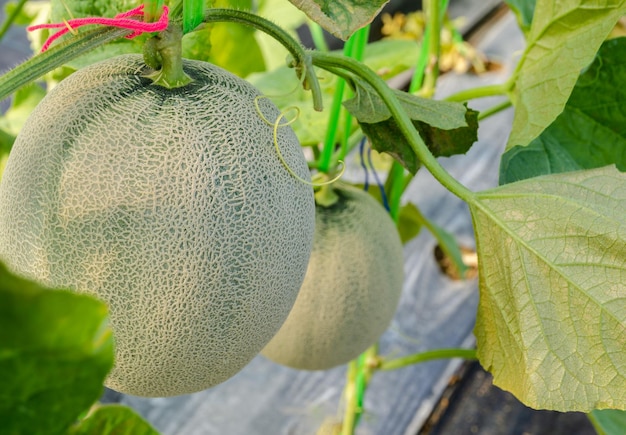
xmin=0 ymin=54 xmax=315 ymax=396
xmin=262 ymin=184 xmax=404 ymax=370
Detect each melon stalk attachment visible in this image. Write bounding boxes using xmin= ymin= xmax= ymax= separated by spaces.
xmin=143 ymin=24 xmax=192 ymax=88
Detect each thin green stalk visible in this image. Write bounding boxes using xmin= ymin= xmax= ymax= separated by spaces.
xmin=380 ymin=348 xmax=477 ymax=371
xmin=421 ymin=0 xmax=441 ymax=98
xmin=387 ymin=161 xmax=406 ymax=222
xmin=307 ymin=20 xmax=329 ymax=52
xmin=411 ymin=0 xmax=449 ymax=95
xmin=331 ymin=130 xmax=363 ymax=167
xmin=340 ymin=344 xmax=377 ymax=435
xmin=0 ymin=0 xmax=28 ymax=42
xmin=408 ymin=30 xmax=429 ymax=94
xmin=338 ymin=26 xmax=369 ymax=165
xmin=352 ymin=25 xmax=369 ymax=60
xmin=444 ymin=83 xmax=509 ymax=102
xmin=312 ymin=52 xmax=474 ymax=203
xmin=0 ymin=27 xmax=130 ymax=101
xmin=318 ymin=36 xmax=355 ymax=173
xmin=477 ymin=99 xmax=512 ymax=120
xmin=202 ymin=9 xmax=323 ymax=111
xmin=341 ymin=360 xmax=359 ymax=435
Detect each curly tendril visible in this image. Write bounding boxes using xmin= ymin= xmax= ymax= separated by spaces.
xmin=254 ymin=96 xmax=345 ymax=187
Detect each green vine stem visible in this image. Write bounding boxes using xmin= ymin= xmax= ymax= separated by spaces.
xmin=311 ymin=51 xmax=475 ymax=204
xmin=444 ymin=82 xmax=510 ymax=102
xmin=408 ymin=31 xmax=429 ymax=94
xmin=478 ymin=99 xmax=512 ymax=120
xmin=0 ymin=0 xmax=28 ymax=42
xmin=202 ymin=8 xmax=323 ymax=112
xmin=339 ymin=27 xmax=369 ymax=163
xmin=340 ymin=345 xmax=378 ymax=435
xmin=421 ymin=0 xmax=441 ymax=98
xmin=341 ymin=360 xmax=359 ymax=435
xmin=380 ymin=348 xmax=477 ymax=371
xmin=0 ymin=27 xmax=130 ymax=101
xmin=318 ymin=36 xmax=354 ymax=173
xmin=387 ymin=161 xmax=407 ymax=222
xmin=318 ymin=25 xmax=370 ymax=173
xmin=410 ymin=0 xmax=449 ymax=95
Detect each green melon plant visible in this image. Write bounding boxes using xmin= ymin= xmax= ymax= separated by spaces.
xmin=1 ymin=0 xmax=626 ymax=434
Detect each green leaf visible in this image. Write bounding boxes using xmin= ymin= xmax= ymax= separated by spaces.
xmin=182 ymin=24 xmax=213 ymax=62
xmin=0 ymin=84 xmax=45 ymax=158
xmin=500 ymin=38 xmax=626 ymax=184
xmin=70 ymin=405 xmax=159 ymax=435
xmin=361 ymin=39 xmax=420 ymax=80
xmin=397 ymin=203 xmax=423 ymax=244
xmin=507 ymin=0 xmax=626 ymax=150
xmin=401 ymin=202 xmax=467 ymax=277
xmin=590 ymin=409 xmax=626 ymax=435
xmin=469 ymin=165 xmax=626 ymax=411
xmin=0 ymin=262 xmax=114 ymax=435
xmin=50 ymin=0 xmax=138 ymax=21
xmin=358 ymin=183 xmax=423 ymax=244
xmin=202 ymin=0 xmax=265 ymax=77
xmin=504 ymin=0 xmax=536 ymax=33
xmin=288 ymin=0 xmax=387 ymax=40
xmin=183 ymin=0 xmax=204 ymax=34
xmin=206 ymin=21 xmax=265 ymax=77
xmin=344 ymin=80 xmax=478 ymax=173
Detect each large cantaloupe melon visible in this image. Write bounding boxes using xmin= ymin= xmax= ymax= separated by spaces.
xmin=0 ymin=54 xmax=315 ymax=397
xmin=262 ymin=184 xmax=404 ymax=370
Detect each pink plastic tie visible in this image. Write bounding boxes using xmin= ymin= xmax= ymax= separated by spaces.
xmin=28 ymin=4 xmax=169 ymax=52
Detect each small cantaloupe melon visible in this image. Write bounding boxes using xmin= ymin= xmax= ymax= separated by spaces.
xmin=0 ymin=54 xmax=315 ymax=397
xmin=262 ymin=184 xmax=404 ymax=370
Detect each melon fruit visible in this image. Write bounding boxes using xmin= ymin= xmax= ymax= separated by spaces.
xmin=262 ymin=184 xmax=404 ymax=370
xmin=0 ymin=54 xmax=315 ymax=397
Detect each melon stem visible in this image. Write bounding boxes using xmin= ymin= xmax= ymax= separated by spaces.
xmin=314 ymin=184 xmax=339 ymax=208
xmin=144 ymin=23 xmax=192 ymax=88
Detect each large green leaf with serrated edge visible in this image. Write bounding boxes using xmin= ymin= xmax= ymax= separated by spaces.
xmin=507 ymin=0 xmax=626 ymax=150
xmin=288 ymin=0 xmax=389 ymax=40
xmin=69 ymin=405 xmax=159 ymax=435
xmin=500 ymin=37 xmax=626 ymax=184
xmin=469 ymin=165 xmax=626 ymax=411
xmin=0 ymin=261 xmax=114 ymax=435
xmin=343 ymin=79 xmax=478 ymax=174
